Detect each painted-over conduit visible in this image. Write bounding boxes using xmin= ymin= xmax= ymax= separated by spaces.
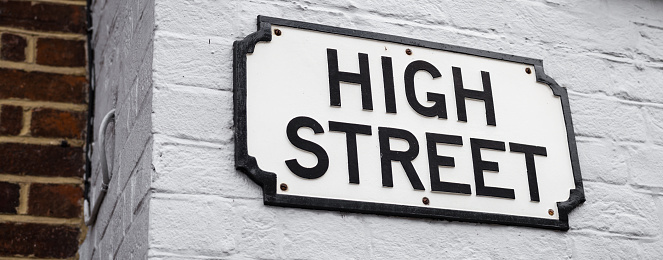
xmin=84 ymin=109 xmax=114 ymax=226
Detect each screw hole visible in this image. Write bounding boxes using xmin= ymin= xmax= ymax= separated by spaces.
xmin=280 ymin=183 xmax=288 ymax=191
xmin=274 ymin=29 xmax=282 ymax=36
xmin=405 ymin=48 xmax=412 ymax=55
xmin=525 ymin=67 xmax=532 ymax=74
xmin=548 ymin=209 xmax=555 ymax=216
xmin=422 ymin=197 xmax=430 ymax=205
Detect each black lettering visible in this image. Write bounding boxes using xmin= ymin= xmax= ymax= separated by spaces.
xmin=329 ymin=121 xmax=372 ymax=184
xmin=470 ymin=138 xmax=514 ymax=199
xmin=453 ymin=67 xmax=496 ymax=126
xmin=327 ymin=48 xmax=373 ymax=110
xmin=426 ymin=133 xmax=471 ymax=194
xmin=285 ymin=116 xmax=329 ymax=179
xmin=381 ymin=56 xmax=397 ymax=113
xmin=509 ymin=142 xmax=547 ymax=202
xmin=404 ymin=60 xmax=447 ymax=118
xmin=378 ymin=127 xmax=424 ymax=190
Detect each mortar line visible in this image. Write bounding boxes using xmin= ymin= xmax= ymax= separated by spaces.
xmin=25 ymin=34 xmax=36 ymax=64
xmin=17 ymin=183 xmax=29 ymax=214
xmin=78 ymin=217 xmax=88 ymax=254
xmin=13 ymin=0 xmax=87 ymax=5
xmin=0 ymin=26 xmax=87 ymax=39
xmin=568 ymin=90 xmax=663 ymax=109
xmin=0 ymin=100 xmax=87 ymax=111
xmin=0 ymin=174 xmax=82 ymax=184
xmin=574 ymin=135 xmax=650 ymax=147
xmin=256 ymin=0 xmax=502 ymax=39
xmin=0 ymin=215 xmax=80 ymax=225
xmin=152 ymin=133 xmax=230 ymax=149
xmin=18 ymin=108 xmax=32 ymax=136
xmin=585 ymin=51 xmax=663 ymax=68
xmin=0 ymin=60 xmax=86 ymax=75
xmin=568 ymin=228 xmax=659 ymax=242
xmin=0 ymin=257 xmax=76 ymax=260
xmin=0 ymin=136 xmax=85 ymax=147
xmin=583 ymin=180 xmax=663 ymax=197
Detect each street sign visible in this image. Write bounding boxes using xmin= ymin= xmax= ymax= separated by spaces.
xmin=234 ymin=16 xmax=584 ymax=230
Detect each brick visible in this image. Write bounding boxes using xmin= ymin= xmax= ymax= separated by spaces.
xmin=0 ymin=222 xmax=79 ymax=258
xmin=571 ymin=235 xmax=655 ymax=259
xmin=570 ymin=95 xmax=646 ymax=142
xmin=0 ymin=105 xmax=23 ymax=135
xmin=31 ymin=108 xmax=86 ymax=139
xmin=647 ymin=106 xmax=663 ymax=146
xmin=0 ymin=1 xmax=86 ymax=34
xmin=0 ymin=181 xmax=20 ymax=213
xmin=0 ymin=143 xmax=83 ymax=177
xmin=0 ymin=68 xmax=87 ymax=103
xmin=627 ymin=146 xmax=663 ymax=189
xmin=573 ymin=182 xmax=660 ymax=236
xmin=115 ymin=201 xmax=149 ymax=260
xmin=28 ymin=183 xmax=82 ymax=218
xmin=85 ymin=0 xmax=663 ymax=259
xmin=153 ymin=87 xmax=231 ymax=143
xmin=36 ymin=38 xmax=86 ymax=67
xmin=150 ymin=195 xmax=239 ymax=255
xmin=1 ymin=33 xmax=27 ymax=62
xmin=154 ymin=33 xmax=227 ymax=90
xmin=576 ymin=140 xmax=628 ymax=185
xmin=152 ymin=140 xmax=261 ymax=199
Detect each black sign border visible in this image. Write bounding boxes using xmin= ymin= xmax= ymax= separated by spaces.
xmin=233 ymin=15 xmax=585 ymax=231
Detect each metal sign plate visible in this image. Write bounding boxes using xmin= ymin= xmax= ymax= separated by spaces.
xmin=234 ymin=16 xmax=584 ymax=230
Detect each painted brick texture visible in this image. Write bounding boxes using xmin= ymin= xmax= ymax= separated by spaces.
xmin=84 ymin=0 xmax=663 ymax=259
xmin=79 ymin=0 xmax=155 ymax=258
xmin=0 ymin=0 xmax=88 ymax=259
xmin=146 ymin=0 xmax=663 ymax=259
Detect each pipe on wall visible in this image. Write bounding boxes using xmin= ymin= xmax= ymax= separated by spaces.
xmin=84 ymin=109 xmax=115 ymax=226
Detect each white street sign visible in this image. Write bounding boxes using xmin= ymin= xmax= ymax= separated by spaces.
xmin=234 ymin=16 xmax=584 ymax=230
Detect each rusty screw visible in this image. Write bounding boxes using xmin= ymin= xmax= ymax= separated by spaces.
xmin=422 ymin=197 xmax=430 ymax=205
xmin=405 ymin=48 xmax=412 ymax=55
xmin=274 ymin=29 xmax=282 ymax=36
xmin=280 ymin=183 xmax=288 ymax=191
xmin=548 ymin=209 xmax=555 ymax=216
xmin=525 ymin=67 xmax=532 ymax=74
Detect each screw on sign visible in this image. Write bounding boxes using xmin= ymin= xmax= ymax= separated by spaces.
xmin=422 ymin=197 xmax=430 ymax=205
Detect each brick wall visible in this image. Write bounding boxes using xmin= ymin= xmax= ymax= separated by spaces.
xmin=0 ymin=0 xmax=87 ymax=259
xmin=147 ymin=0 xmax=663 ymax=259
xmin=78 ymin=0 xmax=663 ymax=259
xmin=78 ymin=0 xmax=154 ymax=258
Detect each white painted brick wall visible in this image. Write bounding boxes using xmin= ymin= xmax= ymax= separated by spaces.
xmin=80 ymin=0 xmax=154 ymax=258
xmin=87 ymin=0 xmax=663 ymax=259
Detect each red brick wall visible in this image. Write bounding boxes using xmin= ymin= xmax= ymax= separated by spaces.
xmin=0 ymin=0 xmax=87 ymax=258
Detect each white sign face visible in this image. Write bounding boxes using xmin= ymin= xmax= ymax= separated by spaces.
xmin=235 ymin=16 xmax=584 ymax=230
